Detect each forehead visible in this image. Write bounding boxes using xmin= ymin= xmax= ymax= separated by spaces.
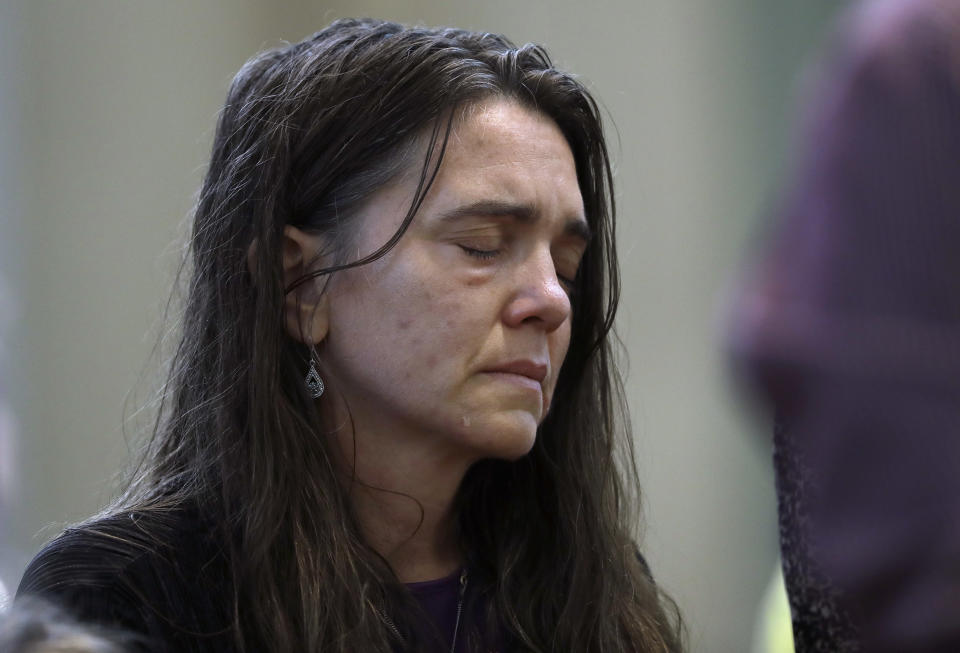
xmin=422 ymin=99 xmax=585 ymax=222
xmin=450 ymin=99 xmax=571 ymax=161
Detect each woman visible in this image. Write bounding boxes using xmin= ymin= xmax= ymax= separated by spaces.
xmin=18 ymin=18 xmax=683 ymax=652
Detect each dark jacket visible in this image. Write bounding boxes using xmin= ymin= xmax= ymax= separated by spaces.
xmin=17 ymin=507 xmax=238 ymax=653
xmin=17 ymin=506 xmax=500 ymax=653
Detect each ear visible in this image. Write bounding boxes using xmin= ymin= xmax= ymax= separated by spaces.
xmin=248 ymin=226 xmax=331 ymax=345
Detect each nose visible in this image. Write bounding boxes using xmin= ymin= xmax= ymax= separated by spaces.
xmin=501 ymin=249 xmax=571 ymax=332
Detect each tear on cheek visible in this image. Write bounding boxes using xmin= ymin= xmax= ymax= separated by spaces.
xmin=461 ymin=415 xmax=471 ymax=427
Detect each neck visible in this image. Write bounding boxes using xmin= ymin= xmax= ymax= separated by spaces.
xmin=332 ymin=415 xmax=474 ymax=583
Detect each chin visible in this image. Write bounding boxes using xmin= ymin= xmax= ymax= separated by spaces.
xmin=462 ymin=414 xmax=539 ymax=461
xmin=489 ymin=437 xmax=537 ymax=462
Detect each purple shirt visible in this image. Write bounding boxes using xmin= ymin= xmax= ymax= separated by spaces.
xmin=404 ymin=569 xmax=502 ymax=652
xmin=407 ymin=570 xmax=466 ymax=652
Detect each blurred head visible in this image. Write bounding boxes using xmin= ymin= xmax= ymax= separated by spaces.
xmin=0 ymin=600 xmax=127 ymax=653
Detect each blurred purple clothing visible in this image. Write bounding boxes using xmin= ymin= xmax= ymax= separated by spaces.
xmin=731 ymin=1 xmax=960 ymax=651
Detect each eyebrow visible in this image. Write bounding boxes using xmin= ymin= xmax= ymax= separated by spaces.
xmin=437 ymin=199 xmax=592 ymax=242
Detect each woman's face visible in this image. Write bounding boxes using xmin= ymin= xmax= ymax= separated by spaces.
xmin=318 ymin=99 xmax=588 ymax=462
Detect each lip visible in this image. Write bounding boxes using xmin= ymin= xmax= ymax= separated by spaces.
xmin=482 ymin=360 xmax=548 ymax=384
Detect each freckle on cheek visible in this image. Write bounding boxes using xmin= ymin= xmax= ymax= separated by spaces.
xmin=397 ymin=318 xmax=412 ymax=331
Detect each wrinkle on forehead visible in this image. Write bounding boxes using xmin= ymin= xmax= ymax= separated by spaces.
xmin=438 ymin=100 xmax=584 ymax=219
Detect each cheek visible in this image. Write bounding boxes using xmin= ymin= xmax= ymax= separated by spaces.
xmin=344 ymin=264 xmax=470 ymax=364
xmin=392 ymin=293 xmax=469 ymax=360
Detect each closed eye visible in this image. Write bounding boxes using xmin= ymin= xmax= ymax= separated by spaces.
xmin=558 ymin=273 xmax=578 ymax=296
xmin=459 ymin=244 xmax=500 ymax=260
xmin=554 ymin=249 xmax=584 ymax=297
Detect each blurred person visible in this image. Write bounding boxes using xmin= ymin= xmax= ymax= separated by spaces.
xmin=16 ymin=18 xmax=683 ymax=653
xmin=730 ymin=0 xmax=960 ymax=651
xmin=0 ymin=599 xmax=128 ymax=653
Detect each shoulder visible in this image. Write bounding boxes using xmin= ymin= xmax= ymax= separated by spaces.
xmin=17 ymin=506 xmax=234 ymax=652
xmin=18 ymin=507 xmax=220 ymax=597
xmin=20 ymin=511 xmax=172 ymax=587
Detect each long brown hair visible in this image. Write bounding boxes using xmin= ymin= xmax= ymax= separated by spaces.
xmin=120 ymin=18 xmax=683 ymax=652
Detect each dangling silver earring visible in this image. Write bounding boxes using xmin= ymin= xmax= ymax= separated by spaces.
xmin=305 ymin=359 xmax=325 ymax=398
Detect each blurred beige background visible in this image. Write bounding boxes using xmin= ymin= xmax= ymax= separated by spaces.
xmin=0 ymin=1 xmax=841 ymax=650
